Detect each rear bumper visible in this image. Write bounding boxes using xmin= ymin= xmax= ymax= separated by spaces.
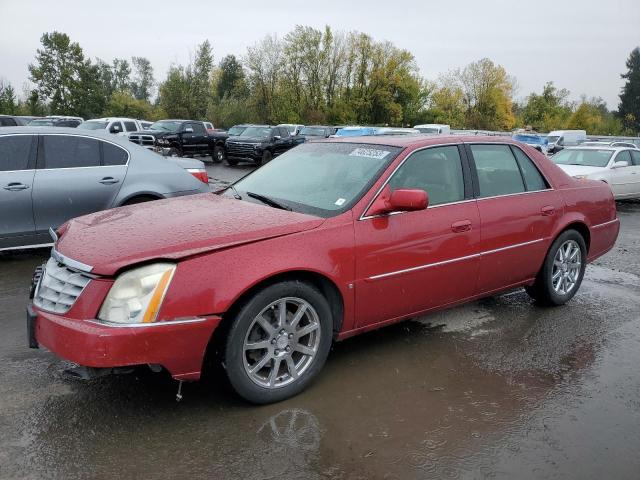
xmin=30 ymin=303 xmax=222 ymax=381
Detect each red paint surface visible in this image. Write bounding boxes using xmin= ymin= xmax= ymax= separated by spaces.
xmin=36 ymin=136 xmax=620 ymax=381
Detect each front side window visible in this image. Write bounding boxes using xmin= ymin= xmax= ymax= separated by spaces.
xmin=0 ymin=135 xmax=33 ymax=171
xmin=471 ymin=144 xmax=525 ymax=198
xmin=231 ymin=142 xmax=401 ymax=217
xmin=512 ymin=147 xmax=548 ymax=191
xmin=109 ymin=122 xmax=123 ymax=134
xmin=615 ymin=150 xmax=633 ymax=166
xmin=191 ymin=123 xmax=205 ymax=134
xmin=124 ymin=121 xmax=137 ymax=132
xmin=279 ymin=127 xmax=290 ymax=138
xmin=388 ymin=145 xmax=465 ymax=206
xmin=0 ymin=118 xmax=18 ymax=126
xmin=43 ymin=135 xmax=101 ymax=169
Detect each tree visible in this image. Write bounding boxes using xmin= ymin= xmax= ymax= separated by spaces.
xmin=519 ymin=82 xmax=572 ymax=132
xmin=0 ymin=80 xmax=18 ymax=114
xmin=29 ymin=31 xmax=86 ymax=114
xmin=158 ymin=66 xmax=191 ymax=118
xmin=104 ymin=91 xmax=153 ymax=119
xmin=111 ymin=58 xmax=132 ymax=93
xmin=190 ymin=40 xmax=214 ymax=119
xmin=216 ymin=55 xmax=246 ymax=100
xmin=568 ymin=96 xmax=622 ymax=135
xmin=131 ymin=57 xmax=155 ymax=101
xmin=618 ymin=47 xmax=640 ymax=134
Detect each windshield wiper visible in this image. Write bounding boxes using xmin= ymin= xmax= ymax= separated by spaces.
xmin=246 ymin=191 xmax=292 ymax=211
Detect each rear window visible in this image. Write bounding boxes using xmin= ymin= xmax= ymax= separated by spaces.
xmin=512 ymin=147 xmax=548 ymax=191
xmin=471 ymin=144 xmax=526 ymax=198
xmin=0 ymin=135 xmax=33 ymax=171
xmin=42 ymin=135 xmax=101 ymax=169
xmin=102 ymin=141 xmax=128 ymax=166
xmin=124 ymin=121 xmax=138 ymax=132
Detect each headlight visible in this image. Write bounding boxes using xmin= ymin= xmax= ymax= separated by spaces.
xmin=98 ymin=263 xmax=176 ymax=324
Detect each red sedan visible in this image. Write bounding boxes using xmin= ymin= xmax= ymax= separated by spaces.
xmin=28 ymin=136 xmax=619 ymax=404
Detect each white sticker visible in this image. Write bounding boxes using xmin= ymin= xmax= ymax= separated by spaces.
xmin=335 ymin=198 xmax=346 ymax=206
xmin=349 ymin=148 xmax=390 ymax=160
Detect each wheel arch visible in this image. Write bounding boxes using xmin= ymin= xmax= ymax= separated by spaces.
xmin=116 ymin=191 xmax=164 ymax=206
xmin=554 ymin=220 xmax=591 ymax=254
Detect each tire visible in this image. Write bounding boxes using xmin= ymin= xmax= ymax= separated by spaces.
xmin=224 ymin=280 xmax=333 ymax=404
xmin=261 ymin=150 xmax=273 ymax=165
xmin=525 ymin=229 xmax=587 ymax=306
xmin=213 ymin=146 xmax=225 ymax=164
xmin=169 ymin=146 xmax=183 ymax=157
xmin=122 ymin=195 xmax=157 ymax=206
xmin=226 ymin=156 xmax=239 ymax=166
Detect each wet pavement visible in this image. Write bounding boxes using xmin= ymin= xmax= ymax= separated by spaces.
xmin=1 ymin=181 xmax=639 ymax=479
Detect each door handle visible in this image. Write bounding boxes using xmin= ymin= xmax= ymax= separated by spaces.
xmin=451 ymin=220 xmax=472 ymax=233
xmin=3 ymin=182 xmax=29 ymax=191
xmin=99 ymin=177 xmax=120 ymax=185
xmin=541 ymin=205 xmax=555 ymax=216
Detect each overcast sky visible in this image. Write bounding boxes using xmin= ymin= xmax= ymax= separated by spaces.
xmin=1 ymin=0 xmax=638 ymax=109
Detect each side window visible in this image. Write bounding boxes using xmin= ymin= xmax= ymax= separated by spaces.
xmin=0 ymin=135 xmax=33 ymax=171
xmin=0 ymin=118 xmax=18 ymax=126
xmin=512 ymin=147 xmax=548 ymax=191
xmin=279 ymin=127 xmax=290 ymax=138
xmin=616 ymin=150 xmax=632 ymax=166
xmin=109 ymin=122 xmax=123 ymax=134
xmin=102 ymin=141 xmax=129 ymax=166
xmin=43 ymin=136 xmax=101 ymax=169
xmin=192 ymin=122 xmax=206 ymax=134
xmin=388 ymin=145 xmax=465 ymax=206
xmin=630 ymin=150 xmax=640 ymax=166
xmin=124 ymin=121 xmax=137 ymax=132
xmin=470 ymin=144 xmax=525 ymax=198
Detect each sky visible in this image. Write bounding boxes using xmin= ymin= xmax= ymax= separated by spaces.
xmin=1 ymin=0 xmax=639 ymax=109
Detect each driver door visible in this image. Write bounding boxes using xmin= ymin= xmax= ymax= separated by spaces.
xmin=353 ymin=144 xmax=481 ymax=328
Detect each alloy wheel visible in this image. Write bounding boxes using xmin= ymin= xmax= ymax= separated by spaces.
xmin=552 ymin=240 xmax=582 ymax=295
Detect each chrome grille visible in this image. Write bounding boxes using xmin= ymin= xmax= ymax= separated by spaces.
xmin=226 ymin=142 xmax=256 ymax=156
xmin=128 ymin=134 xmax=155 ymax=147
xmin=33 ymin=257 xmax=92 ymax=314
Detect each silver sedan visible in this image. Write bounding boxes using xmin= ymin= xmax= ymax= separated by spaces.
xmin=0 ymin=127 xmax=210 ymax=250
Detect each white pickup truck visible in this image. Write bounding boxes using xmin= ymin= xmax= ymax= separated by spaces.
xmin=77 ymin=117 xmax=148 ymax=136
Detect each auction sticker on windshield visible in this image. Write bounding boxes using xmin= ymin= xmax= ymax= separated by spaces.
xmin=349 ymin=148 xmax=390 ymax=159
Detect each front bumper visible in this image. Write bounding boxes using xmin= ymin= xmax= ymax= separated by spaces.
xmin=28 ymin=303 xmax=222 ymax=381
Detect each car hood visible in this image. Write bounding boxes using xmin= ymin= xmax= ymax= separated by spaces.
xmin=555 ymin=164 xmax=607 ymax=176
xmin=228 ymin=137 xmax=266 ymax=144
xmin=56 ymin=194 xmax=325 ymax=276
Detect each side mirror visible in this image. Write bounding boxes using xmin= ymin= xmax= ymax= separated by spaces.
xmin=110 ymin=125 xmax=121 ymax=133
xmin=184 ymin=127 xmax=194 ymax=133
xmin=613 ymin=160 xmax=629 ymax=168
xmin=367 ymin=186 xmax=428 ymax=216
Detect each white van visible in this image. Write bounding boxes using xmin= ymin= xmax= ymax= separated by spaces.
xmin=77 ymin=117 xmax=145 ymax=136
xmin=547 ymin=130 xmax=587 ymax=154
xmin=414 ymin=124 xmax=451 ymax=134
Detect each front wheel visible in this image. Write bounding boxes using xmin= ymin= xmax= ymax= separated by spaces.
xmin=224 ymin=281 xmax=333 ymax=404
xmin=169 ymin=146 xmax=183 ymax=157
xmin=260 ymin=150 xmax=273 ymax=165
xmin=525 ymin=230 xmax=586 ymax=306
xmin=212 ymin=146 xmax=225 ymax=164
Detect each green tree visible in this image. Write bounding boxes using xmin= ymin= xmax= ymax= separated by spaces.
xmin=618 ymin=46 xmax=640 ymax=134
xmin=104 ymin=91 xmax=153 ymax=119
xmin=519 ymin=82 xmax=572 ymax=132
xmin=131 ymin=56 xmax=155 ymax=101
xmin=568 ymin=96 xmax=622 ymax=135
xmin=0 ymin=81 xmax=18 ymax=114
xmin=111 ymin=58 xmax=132 ymax=93
xmin=158 ymin=65 xmax=191 ymax=118
xmin=190 ymin=40 xmax=214 ymax=119
xmin=216 ymin=54 xmax=246 ymax=100
xmin=29 ymin=31 xmax=86 ymax=114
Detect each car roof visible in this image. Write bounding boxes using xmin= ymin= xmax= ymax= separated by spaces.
xmin=0 ymin=126 xmax=136 ymax=148
xmin=562 ymin=145 xmax=630 ymax=152
xmin=326 ymin=134 xmax=522 ymax=148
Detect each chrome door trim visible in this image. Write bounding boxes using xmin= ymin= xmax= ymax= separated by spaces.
xmin=591 ymin=218 xmax=619 ymax=229
xmin=366 ymin=238 xmax=546 ymax=281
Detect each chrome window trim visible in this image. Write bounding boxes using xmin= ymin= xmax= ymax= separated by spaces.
xmin=358 ymin=142 xmax=467 ymax=221
xmin=51 ymin=247 xmax=94 ymax=273
xmin=89 ymin=317 xmax=208 ymax=328
xmin=366 ymin=238 xmax=546 ymax=281
xmin=475 ymin=188 xmax=554 ymax=202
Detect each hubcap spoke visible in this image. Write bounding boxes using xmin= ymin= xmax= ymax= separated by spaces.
xmin=552 ymin=240 xmax=581 ymax=295
xmin=296 ymin=322 xmax=319 ymax=338
xmin=290 ymin=304 xmax=308 ymax=329
xmin=285 ymin=356 xmax=298 ymax=379
xmin=257 ymin=315 xmax=276 ymax=336
xmin=246 ymin=340 xmax=270 ymax=350
xmin=277 ymin=300 xmax=287 ymax=328
xmin=295 ymin=344 xmax=315 ymax=356
xmin=250 ymin=354 xmax=271 ymax=374
xmin=269 ymin=358 xmax=282 ymax=386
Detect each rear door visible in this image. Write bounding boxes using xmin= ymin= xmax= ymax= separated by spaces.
xmin=32 ymin=135 xmax=128 ymax=233
xmin=467 ymin=143 xmax=562 ymax=293
xmin=0 ymin=134 xmax=37 ymax=247
xmin=629 ymin=150 xmax=640 ymax=197
xmin=354 ymin=144 xmax=481 ymax=327
xmin=607 ymin=150 xmax=636 ymax=197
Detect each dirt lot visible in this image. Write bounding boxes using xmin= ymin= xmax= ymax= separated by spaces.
xmin=1 ymin=168 xmax=638 ymax=479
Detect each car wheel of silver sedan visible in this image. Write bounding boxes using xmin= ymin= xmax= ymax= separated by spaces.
xmin=525 ymin=229 xmax=587 ymax=306
xmin=224 ymin=281 xmax=333 ymax=404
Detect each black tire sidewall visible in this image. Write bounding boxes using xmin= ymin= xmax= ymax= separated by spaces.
xmin=213 ymin=146 xmax=225 ymax=163
xmin=224 ymin=280 xmax=333 ymax=404
xmin=538 ymin=230 xmax=587 ymax=305
xmin=225 ymin=156 xmax=238 ymax=166
xmin=262 ymin=150 xmax=273 ymax=164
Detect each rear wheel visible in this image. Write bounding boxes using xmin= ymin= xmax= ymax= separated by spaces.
xmin=226 ymin=156 xmax=239 ymax=166
xmin=224 ymin=281 xmax=333 ymax=404
xmin=213 ymin=146 xmax=225 ymax=164
xmin=122 ymin=195 xmax=158 ymax=206
xmin=525 ymin=229 xmax=586 ymax=306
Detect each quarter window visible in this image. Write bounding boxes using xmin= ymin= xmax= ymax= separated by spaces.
xmin=471 ymin=144 xmax=525 ymax=198
xmin=511 ymin=147 xmax=548 ymax=191
xmin=0 ymin=135 xmax=33 ymax=171
xmin=388 ymin=145 xmax=465 ymax=206
xmin=43 ymin=136 xmax=101 ymax=169
xmin=102 ymin=142 xmax=128 ymax=166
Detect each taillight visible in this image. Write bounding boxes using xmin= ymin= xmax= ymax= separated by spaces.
xmin=187 ymin=168 xmax=209 ymax=184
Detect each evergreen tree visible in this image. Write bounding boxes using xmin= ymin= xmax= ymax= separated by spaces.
xmin=618 ymin=47 xmax=640 ymax=134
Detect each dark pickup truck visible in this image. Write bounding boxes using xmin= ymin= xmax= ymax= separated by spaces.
xmin=224 ymin=125 xmax=297 ymax=166
xmin=128 ymin=119 xmax=228 ymax=162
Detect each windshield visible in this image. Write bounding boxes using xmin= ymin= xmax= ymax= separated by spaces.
xmin=416 ymin=127 xmax=439 ymax=134
xmin=547 ymin=135 xmax=560 ymax=143
xmin=513 ymin=134 xmax=545 ymax=145
xmin=150 ymin=121 xmax=182 ymax=132
xmin=239 ymin=126 xmax=271 ymax=138
xmin=78 ymin=121 xmax=108 ymax=130
xmin=335 ymin=128 xmax=374 ymax=137
xmin=229 ymin=142 xmax=402 ymax=217
xmin=300 ymin=127 xmax=326 ymax=137
xmin=28 ymin=119 xmax=54 ymax=126
xmin=552 ymin=149 xmax=614 ymax=168
xmin=228 ymin=125 xmax=247 ymax=136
